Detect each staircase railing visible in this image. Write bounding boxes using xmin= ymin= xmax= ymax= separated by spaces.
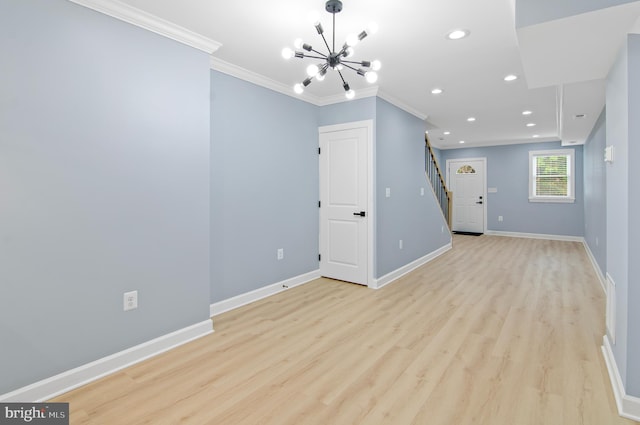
xmin=425 ymin=134 xmax=452 ymax=227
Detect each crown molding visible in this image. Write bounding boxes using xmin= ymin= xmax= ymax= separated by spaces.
xmin=210 ymin=57 xmax=322 ymax=105
xmin=209 ymin=58 xmax=380 ymax=108
xmin=316 ymin=86 xmax=379 ymax=106
xmin=210 ymin=58 xmax=427 ymax=119
xmin=68 ymin=0 xmax=221 ymax=54
xmin=435 ymin=136 xmax=560 ymax=150
xmin=377 ymin=90 xmax=428 ymax=120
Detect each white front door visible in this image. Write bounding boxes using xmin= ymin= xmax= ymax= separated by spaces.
xmin=448 ymin=158 xmax=486 ymax=234
xmin=319 ymin=122 xmax=370 ymax=286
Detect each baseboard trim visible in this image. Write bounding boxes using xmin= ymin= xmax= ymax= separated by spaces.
xmin=0 ymin=320 xmax=213 ymax=403
xmin=583 ymin=240 xmax=606 ymax=293
xmin=485 ymin=230 xmax=584 ymax=242
xmin=602 ymin=335 xmax=640 ymax=421
xmin=210 ymin=270 xmax=321 ymax=317
xmin=373 ymin=242 xmax=452 ymax=290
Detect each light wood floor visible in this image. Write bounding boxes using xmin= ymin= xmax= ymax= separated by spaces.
xmin=53 ymin=235 xmax=638 ymax=424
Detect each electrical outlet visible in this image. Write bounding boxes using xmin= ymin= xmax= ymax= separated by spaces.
xmin=277 ymin=248 xmax=284 ymax=260
xmin=385 ymin=187 xmax=391 ymax=198
xmin=399 ymin=239 xmax=403 ymax=249
xmin=498 ymin=216 xmax=503 ymax=222
xmin=124 ymin=290 xmax=138 ymax=311
xmin=441 ymin=226 xmax=444 ymax=233
xmin=420 ymin=187 xmax=425 ymax=196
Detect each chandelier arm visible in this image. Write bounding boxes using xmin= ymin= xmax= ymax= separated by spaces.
xmin=341 ymin=60 xmax=371 ymax=65
xmin=319 ymin=32 xmax=332 ymax=55
xmin=311 ymin=48 xmax=328 ymax=57
xmin=340 ymin=63 xmax=360 ymax=73
xmin=336 ymin=69 xmax=347 ymax=85
xmin=299 ymin=54 xmax=329 ymax=60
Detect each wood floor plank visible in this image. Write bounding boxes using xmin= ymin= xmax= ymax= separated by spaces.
xmin=51 ymin=235 xmax=638 ymax=424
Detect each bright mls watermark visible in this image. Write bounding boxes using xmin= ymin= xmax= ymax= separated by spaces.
xmin=0 ymin=403 xmax=68 ymax=424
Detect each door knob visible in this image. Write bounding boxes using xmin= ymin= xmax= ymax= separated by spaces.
xmin=353 ymin=211 xmax=366 ymax=217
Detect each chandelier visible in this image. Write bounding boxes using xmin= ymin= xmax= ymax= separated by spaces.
xmin=281 ymin=0 xmax=381 ymax=100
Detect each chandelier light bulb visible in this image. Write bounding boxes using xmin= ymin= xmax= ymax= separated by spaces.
xmin=294 ymin=38 xmax=303 ymax=49
xmin=345 ymin=47 xmax=355 ymax=58
xmin=294 ymin=83 xmax=304 ymax=94
xmin=365 ymin=71 xmax=378 ymax=84
xmin=281 ymin=47 xmax=294 ymax=59
xmin=308 ymin=11 xmax=321 ymax=25
xmin=367 ymin=22 xmax=379 ymax=35
xmin=306 ymin=64 xmax=319 ymax=77
xmin=371 ymin=60 xmax=381 ymax=71
xmin=316 ymin=65 xmax=328 ymax=81
xmin=345 ymin=89 xmax=355 ymax=99
xmin=336 ymin=64 xmax=344 ymax=71
xmin=346 ymin=34 xmax=359 ymax=47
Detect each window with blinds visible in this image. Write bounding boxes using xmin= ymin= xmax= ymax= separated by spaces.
xmin=528 ymin=149 xmax=575 ymax=203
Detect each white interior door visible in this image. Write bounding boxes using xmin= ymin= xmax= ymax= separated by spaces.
xmin=448 ymin=158 xmax=486 ymax=234
xmin=319 ymin=123 xmax=370 ymax=285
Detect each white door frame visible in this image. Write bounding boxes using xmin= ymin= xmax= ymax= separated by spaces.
xmin=446 ymin=157 xmax=488 ymax=233
xmin=319 ymin=119 xmax=375 ymax=288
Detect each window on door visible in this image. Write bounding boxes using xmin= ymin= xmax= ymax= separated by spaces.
xmin=456 ymin=165 xmax=476 ymax=174
xmin=528 ymin=149 xmax=575 ymax=203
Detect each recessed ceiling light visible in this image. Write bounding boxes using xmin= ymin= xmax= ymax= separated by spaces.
xmin=444 ymin=131 xmax=451 ymax=135
xmin=431 ymin=88 xmax=443 ymax=95
xmin=522 ymin=110 xmax=533 ymax=115
xmin=467 ymin=117 xmax=476 ymax=122
xmin=459 ymin=140 xmax=465 ymax=144
xmin=526 ymin=123 xmax=536 ymax=127
xmin=447 ymin=29 xmax=470 ymax=40
xmin=504 ymin=74 xmax=518 ymax=82
xmin=532 ymin=134 xmax=539 ymax=138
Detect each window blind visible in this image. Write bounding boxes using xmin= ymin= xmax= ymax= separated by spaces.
xmin=534 ymin=155 xmax=569 ymax=197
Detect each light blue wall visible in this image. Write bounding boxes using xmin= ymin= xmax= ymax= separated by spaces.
xmin=606 ymin=36 xmax=630 ymax=388
xmin=625 ymin=34 xmax=640 ymax=397
xmin=583 ymin=109 xmax=607 ymax=275
xmin=0 ymin=0 xmax=211 ymax=394
xmin=210 ymin=71 xmax=319 ymax=302
xmin=515 ymin=0 xmax=637 ymax=28
xmin=375 ymin=99 xmax=451 ymax=277
xmin=440 ymin=142 xmax=585 ymax=237
xmin=317 ymin=97 xmax=376 ymax=127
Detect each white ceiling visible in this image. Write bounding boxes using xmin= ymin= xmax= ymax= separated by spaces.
xmin=106 ymin=0 xmax=640 ymax=149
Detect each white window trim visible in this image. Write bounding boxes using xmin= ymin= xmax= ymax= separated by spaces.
xmin=528 ymin=148 xmax=575 ymax=203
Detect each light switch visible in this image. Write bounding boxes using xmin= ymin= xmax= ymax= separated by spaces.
xmin=604 ymin=146 xmax=614 ymax=163
xmin=385 ymin=188 xmax=391 ymax=198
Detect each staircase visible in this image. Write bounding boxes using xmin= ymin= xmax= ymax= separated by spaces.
xmin=425 ymin=134 xmax=452 ymax=227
